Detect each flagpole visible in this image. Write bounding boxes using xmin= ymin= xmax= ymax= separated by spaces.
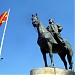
xmin=0 ymin=9 xmax=10 ymax=56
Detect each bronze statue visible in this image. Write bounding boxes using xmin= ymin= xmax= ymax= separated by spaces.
xmin=31 ymin=13 xmax=74 ymax=71
xmin=46 ymin=19 xmax=67 ymax=48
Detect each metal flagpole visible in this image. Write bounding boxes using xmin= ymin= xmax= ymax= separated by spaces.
xmin=0 ymin=9 xmax=10 ymax=56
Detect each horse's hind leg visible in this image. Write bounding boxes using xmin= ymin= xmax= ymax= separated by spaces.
xmin=58 ymin=53 xmax=67 ymax=69
xmin=67 ymin=51 xmax=74 ymax=71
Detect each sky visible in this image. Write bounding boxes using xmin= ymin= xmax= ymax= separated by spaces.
xmin=0 ymin=0 xmax=74 ymax=75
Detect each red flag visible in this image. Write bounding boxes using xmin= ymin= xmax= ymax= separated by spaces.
xmin=0 ymin=11 xmax=8 ymax=26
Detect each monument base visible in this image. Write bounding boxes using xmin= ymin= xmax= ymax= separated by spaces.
xmin=30 ymin=67 xmax=75 ymax=75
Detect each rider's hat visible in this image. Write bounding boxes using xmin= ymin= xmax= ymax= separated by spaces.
xmin=49 ymin=19 xmax=54 ymax=24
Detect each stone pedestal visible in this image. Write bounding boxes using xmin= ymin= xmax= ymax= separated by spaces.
xmin=30 ymin=67 xmax=75 ymax=75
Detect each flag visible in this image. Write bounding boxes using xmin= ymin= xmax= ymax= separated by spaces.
xmin=0 ymin=11 xmax=8 ymax=26
xmin=0 ymin=9 xmax=10 ymax=56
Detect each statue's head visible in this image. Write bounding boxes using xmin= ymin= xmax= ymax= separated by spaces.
xmin=31 ymin=13 xmax=40 ymax=27
xmin=49 ymin=19 xmax=54 ymax=24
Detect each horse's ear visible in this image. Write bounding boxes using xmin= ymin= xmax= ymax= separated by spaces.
xmin=32 ymin=14 xmax=34 ymax=17
xmin=36 ymin=13 xmax=38 ymax=19
xmin=36 ymin=13 xmax=37 ymax=16
xmin=31 ymin=18 xmax=33 ymax=21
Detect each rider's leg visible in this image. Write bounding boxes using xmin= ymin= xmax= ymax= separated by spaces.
xmin=57 ymin=34 xmax=67 ymax=49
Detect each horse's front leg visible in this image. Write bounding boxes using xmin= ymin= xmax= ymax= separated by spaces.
xmin=48 ymin=42 xmax=54 ymax=67
xmin=41 ymin=48 xmax=48 ymax=67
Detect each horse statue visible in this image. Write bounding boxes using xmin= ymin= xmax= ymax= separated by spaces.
xmin=31 ymin=13 xmax=74 ymax=71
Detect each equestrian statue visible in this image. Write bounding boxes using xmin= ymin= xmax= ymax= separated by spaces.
xmin=31 ymin=13 xmax=74 ymax=71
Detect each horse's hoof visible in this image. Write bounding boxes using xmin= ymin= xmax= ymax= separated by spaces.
xmin=69 ymin=66 xmax=74 ymax=71
xmin=45 ymin=65 xmax=48 ymax=67
xmin=49 ymin=64 xmax=54 ymax=68
xmin=69 ymin=66 xmax=72 ymax=69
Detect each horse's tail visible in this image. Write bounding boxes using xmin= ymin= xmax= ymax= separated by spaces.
xmin=65 ymin=40 xmax=74 ymax=56
xmin=65 ymin=40 xmax=74 ymax=71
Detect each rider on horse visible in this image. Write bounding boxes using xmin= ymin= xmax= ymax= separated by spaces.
xmin=46 ymin=19 xmax=67 ymax=48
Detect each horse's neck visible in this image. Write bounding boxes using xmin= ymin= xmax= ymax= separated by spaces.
xmin=37 ymin=22 xmax=48 ymax=36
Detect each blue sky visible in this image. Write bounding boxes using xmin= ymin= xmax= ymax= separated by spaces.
xmin=0 ymin=0 xmax=74 ymax=74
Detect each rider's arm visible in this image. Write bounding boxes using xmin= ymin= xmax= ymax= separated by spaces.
xmin=46 ymin=26 xmax=51 ymax=32
xmin=56 ymin=24 xmax=63 ymax=32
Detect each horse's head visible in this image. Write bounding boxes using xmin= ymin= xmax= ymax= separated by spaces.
xmin=31 ymin=13 xmax=40 ymax=27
